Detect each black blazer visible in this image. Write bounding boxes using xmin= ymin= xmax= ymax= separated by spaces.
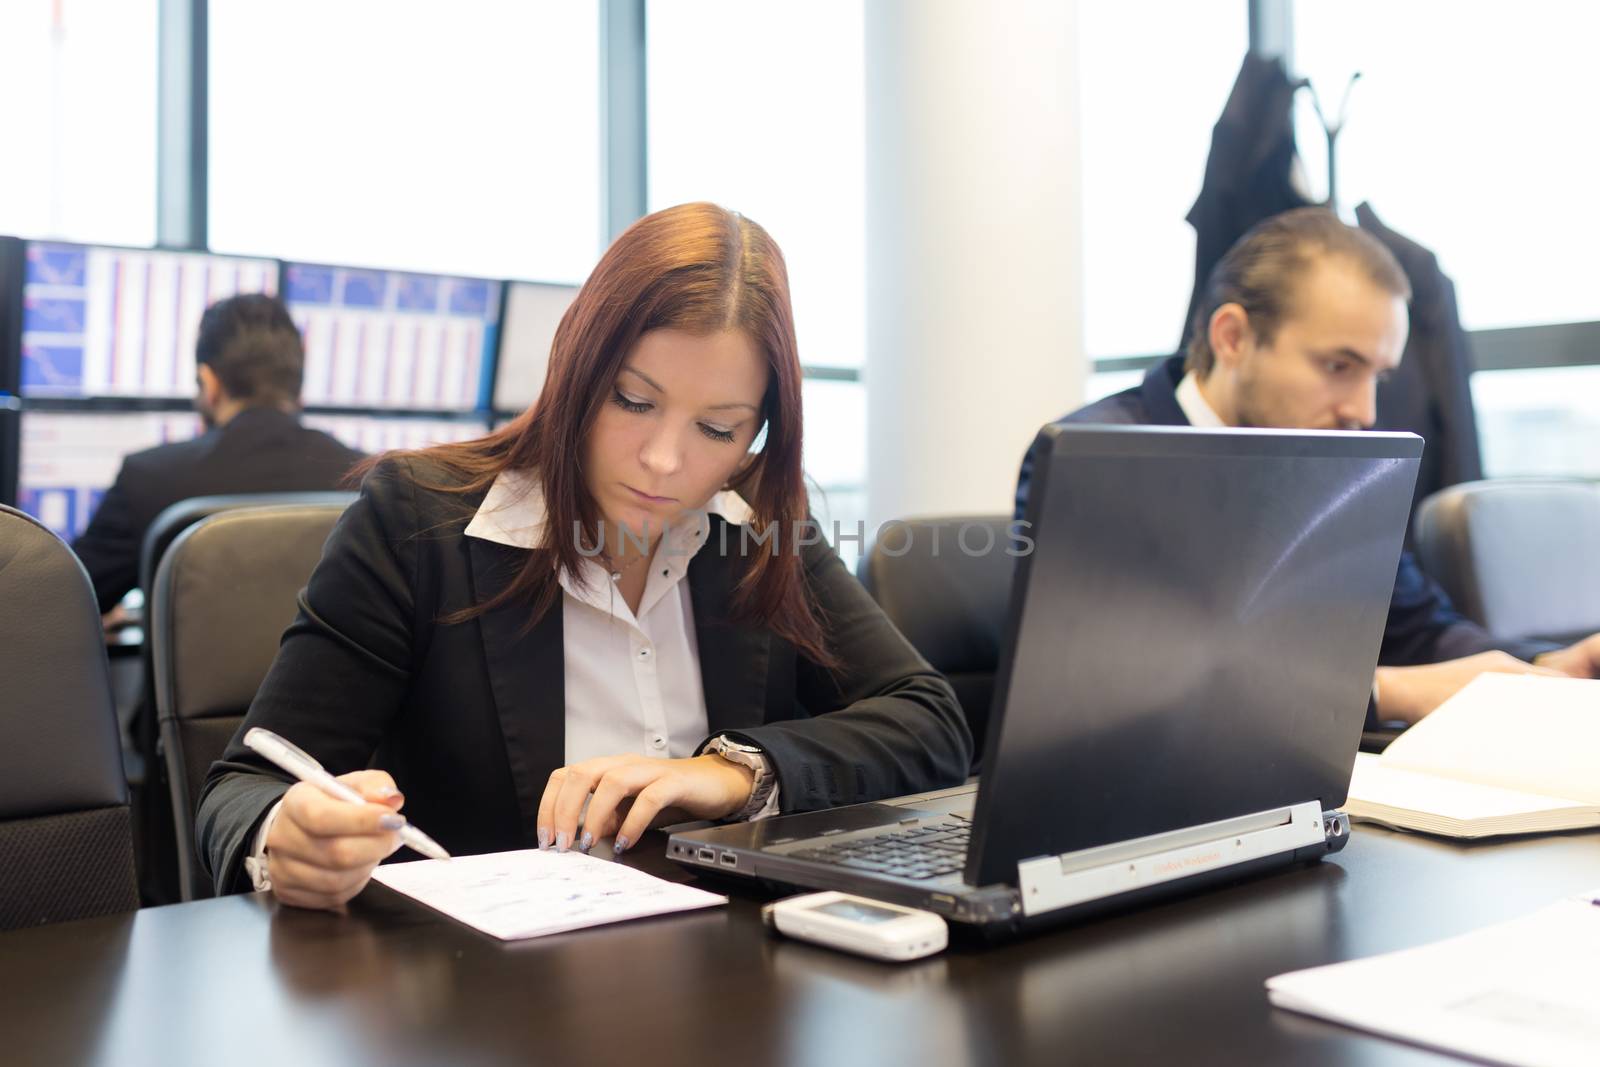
xmin=1012 ymin=356 xmax=1557 ymax=672
xmin=71 ymin=407 xmax=365 ymax=612
xmin=196 ymin=459 xmax=971 ymax=894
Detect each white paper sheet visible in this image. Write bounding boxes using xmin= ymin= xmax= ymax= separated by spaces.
xmin=371 ymin=849 xmax=727 ymax=940
xmin=1267 ymin=893 xmax=1600 ymax=1067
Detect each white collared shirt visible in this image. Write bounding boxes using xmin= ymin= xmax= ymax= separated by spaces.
xmin=463 ymin=467 xmax=754 ymax=764
xmin=1175 ymin=371 xmax=1228 ymax=428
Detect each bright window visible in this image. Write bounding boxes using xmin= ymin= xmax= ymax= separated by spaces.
xmin=1473 ymin=367 xmax=1600 ymax=480
xmin=1293 ymin=0 xmax=1600 ymax=330
xmin=0 ymin=0 xmax=158 ymax=246
xmin=1077 ymin=2 xmax=1249 ymax=358
xmin=208 ymin=1 xmax=601 ymax=283
xmin=646 ymin=0 xmax=865 ymax=372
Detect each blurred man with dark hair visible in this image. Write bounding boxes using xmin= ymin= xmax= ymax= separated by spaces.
xmin=73 ymin=293 xmax=363 ymax=613
xmin=1015 ymin=208 xmax=1600 ymax=724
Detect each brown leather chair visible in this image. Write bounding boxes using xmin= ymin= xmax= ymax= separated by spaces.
xmin=149 ymin=498 xmax=353 ymax=900
xmin=0 ymin=504 xmax=138 ymax=929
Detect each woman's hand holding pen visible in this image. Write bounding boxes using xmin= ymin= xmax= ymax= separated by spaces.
xmin=537 ymin=754 xmax=755 ymax=855
xmin=266 ymin=770 xmax=408 ymax=910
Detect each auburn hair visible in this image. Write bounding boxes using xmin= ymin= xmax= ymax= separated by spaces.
xmin=358 ymin=202 xmax=832 ymax=665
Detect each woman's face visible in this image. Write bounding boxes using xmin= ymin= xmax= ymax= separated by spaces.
xmin=583 ymin=327 xmax=769 ymax=545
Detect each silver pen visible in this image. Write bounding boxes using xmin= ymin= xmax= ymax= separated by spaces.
xmin=244 ymin=727 xmax=451 ymax=861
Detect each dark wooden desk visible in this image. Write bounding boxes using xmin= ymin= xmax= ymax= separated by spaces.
xmin=3 ymin=826 xmax=1597 ymax=1067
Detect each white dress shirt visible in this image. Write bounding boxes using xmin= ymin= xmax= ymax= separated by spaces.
xmin=1175 ymin=370 xmax=1227 ymax=428
xmin=245 ymin=470 xmax=775 ymax=891
xmin=464 ymin=467 xmax=751 ymax=764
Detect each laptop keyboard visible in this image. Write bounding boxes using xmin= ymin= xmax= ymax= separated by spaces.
xmin=785 ymin=816 xmax=971 ymax=880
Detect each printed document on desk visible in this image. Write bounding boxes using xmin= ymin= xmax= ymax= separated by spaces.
xmin=1267 ymin=892 xmax=1600 ymax=1067
xmin=372 ymin=849 xmax=727 ymax=940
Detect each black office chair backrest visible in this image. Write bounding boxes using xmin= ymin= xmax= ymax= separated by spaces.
xmin=130 ymin=491 xmax=357 ymax=903
xmin=856 ymin=515 xmax=1015 ymax=769
xmin=1414 ymin=479 xmax=1600 ymax=645
xmin=0 ymin=505 xmax=139 ymax=929
xmin=139 ymin=492 xmax=359 ymax=598
xmin=150 ymin=499 xmax=352 ymax=900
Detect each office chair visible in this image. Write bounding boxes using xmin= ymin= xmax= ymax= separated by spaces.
xmin=131 ymin=491 xmax=356 ymax=904
xmin=140 ymin=492 xmax=359 ymax=600
xmin=856 ymin=515 xmax=1016 ymax=770
xmin=1414 ymin=479 xmax=1600 ymax=646
xmin=149 ymin=499 xmax=352 ymax=900
xmin=0 ymin=505 xmax=139 ymax=929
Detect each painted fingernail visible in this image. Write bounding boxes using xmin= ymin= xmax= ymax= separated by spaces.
xmin=579 ymin=831 xmax=594 ymax=853
xmin=379 ymin=814 xmax=406 ymax=831
xmin=555 ymin=831 xmax=570 ymax=853
xmin=374 ymin=786 xmax=399 ymax=800
xmin=613 ymin=835 xmax=630 ymax=854
xmin=537 ymin=826 xmax=551 ymax=850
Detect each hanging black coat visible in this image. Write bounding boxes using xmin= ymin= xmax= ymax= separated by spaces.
xmin=1179 ymin=52 xmax=1312 ymax=351
xmin=1357 ymin=202 xmax=1485 ymax=517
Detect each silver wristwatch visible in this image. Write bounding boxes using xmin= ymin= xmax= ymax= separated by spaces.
xmin=704 ymin=735 xmax=776 ymax=820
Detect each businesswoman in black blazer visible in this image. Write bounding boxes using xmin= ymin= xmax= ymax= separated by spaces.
xmin=197 ymin=203 xmax=971 ymax=909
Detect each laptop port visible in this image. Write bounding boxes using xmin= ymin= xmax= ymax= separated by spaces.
xmin=697 ymin=848 xmax=716 ymax=863
xmin=719 ymin=852 xmax=738 ymax=868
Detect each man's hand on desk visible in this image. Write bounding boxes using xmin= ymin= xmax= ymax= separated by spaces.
xmin=266 ymin=770 xmax=407 ymax=911
xmin=1375 ymin=651 xmax=1565 ymax=724
xmin=1529 ymin=632 xmax=1600 ymax=680
xmin=537 ymin=753 xmax=754 ymax=857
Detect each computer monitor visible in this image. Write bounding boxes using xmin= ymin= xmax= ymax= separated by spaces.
xmin=17 ymin=409 xmax=201 ymax=540
xmin=492 ymin=280 xmax=578 ymax=413
xmin=302 ymin=413 xmax=490 ymax=456
xmin=16 ymin=241 xmax=277 ymax=399
xmin=284 ymin=263 xmax=502 ymax=412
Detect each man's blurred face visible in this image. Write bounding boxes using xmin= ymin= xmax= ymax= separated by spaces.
xmin=1229 ymin=257 xmax=1410 ymax=430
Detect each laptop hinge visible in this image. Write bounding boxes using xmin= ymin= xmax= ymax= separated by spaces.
xmin=1016 ymin=801 xmax=1326 ymax=917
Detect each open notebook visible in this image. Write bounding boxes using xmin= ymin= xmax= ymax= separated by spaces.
xmin=1345 ymin=673 xmax=1600 ymax=838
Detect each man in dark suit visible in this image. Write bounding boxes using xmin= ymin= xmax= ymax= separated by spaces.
xmin=72 ymin=294 xmax=364 ymax=613
xmin=1016 ymin=208 xmax=1600 ymax=724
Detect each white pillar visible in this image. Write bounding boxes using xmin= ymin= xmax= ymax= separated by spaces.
xmin=864 ymin=0 xmax=1085 ymax=526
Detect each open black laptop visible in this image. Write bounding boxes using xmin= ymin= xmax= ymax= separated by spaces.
xmin=670 ymin=425 xmax=1422 ymax=932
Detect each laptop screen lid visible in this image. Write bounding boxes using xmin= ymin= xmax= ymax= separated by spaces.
xmin=967 ymin=425 xmax=1421 ymax=887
